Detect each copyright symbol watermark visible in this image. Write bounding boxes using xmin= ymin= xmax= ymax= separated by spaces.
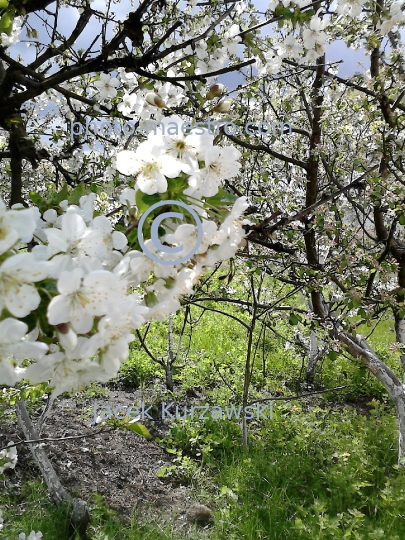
xmin=137 ymin=200 xmax=203 ymax=266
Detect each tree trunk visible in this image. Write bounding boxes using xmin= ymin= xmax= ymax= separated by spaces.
xmin=166 ymin=313 xmax=174 ymax=391
xmin=9 ymin=132 xmax=23 ymax=207
xmin=394 ymin=312 xmax=405 ymax=382
xmin=336 ymin=331 xmax=405 ymax=466
xmin=165 ymin=364 xmax=174 ymax=392
xmin=306 ymin=329 xmax=319 ymax=384
xmin=242 ymin=300 xmax=257 ymax=449
xmin=395 ymin=393 xmax=405 ymax=467
xmin=16 ymin=400 xmax=90 ymax=538
xmin=393 ymin=310 xmax=405 ymax=462
xmin=299 ymin=292 xmax=321 ymax=384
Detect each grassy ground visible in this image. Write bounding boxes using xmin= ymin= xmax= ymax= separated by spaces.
xmin=2 ymin=400 xmax=404 ymax=539
xmin=1 ymin=277 xmax=404 ymax=539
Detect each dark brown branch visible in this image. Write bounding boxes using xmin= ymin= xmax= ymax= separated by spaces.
xmin=135 ymin=329 xmax=164 ymax=366
xmin=224 ymin=132 xmax=308 ymax=169
xmin=18 ymin=0 xmax=55 ymax=14
xmin=183 ymin=296 xmax=307 ymax=313
xmin=247 ymin=237 xmax=296 ymax=254
xmin=284 ymin=59 xmax=405 ymax=114
xmin=145 ymin=20 xmax=183 ymax=56
xmin=248 ymin=165 xmax=379 ymax=238
xmin=29 ymin=5 xmax=94 ymax=70
xmin=133 ymin=58 xmax=256 ymax=83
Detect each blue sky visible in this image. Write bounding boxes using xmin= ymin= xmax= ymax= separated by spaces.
xmin=7 ymin=1 xmax=403 ymax=99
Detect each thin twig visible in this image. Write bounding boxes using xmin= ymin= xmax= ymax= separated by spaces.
xmin=248 ymin=385 xmax=350 ymax=405
xmin=0 ymin=426 xmax=115 ymax=452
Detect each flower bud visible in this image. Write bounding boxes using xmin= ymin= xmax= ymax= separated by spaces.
xmin=57 ymin=323 xmax=70 ymax=334
xmin=213 ymin=100 xmax=232 ymax=113
xmin=145 ymin=93 xmax=166 ymax=109
xmin=206 ymin=83 xmax=225 ymax=100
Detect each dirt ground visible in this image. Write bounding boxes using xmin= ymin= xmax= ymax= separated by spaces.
xmin=0 ymin=385 xmax=203 ymax=528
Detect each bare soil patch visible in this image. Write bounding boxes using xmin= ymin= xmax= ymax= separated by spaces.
xmin=1 ymin=386 xmax=196 ymax=524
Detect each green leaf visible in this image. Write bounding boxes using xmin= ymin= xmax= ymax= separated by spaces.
xmin=157 ymin=466 xmax=168 ymax=477
xmin=205 ymin=188 xmax=237 ymax=207
xmin=144 ymin=291 xmax=158 ymax=307
xmin=0 ymin=10 xmax=13 ymax=36
xmin=282 ymin=8 xmax=293 ymax=19
xmin=29 ymin=192 xmax=44 ymax=206
xmin=352 ymin=297 xmax=362 ymax=308
xmin=126 ymin=422 xmax=151 ymax=439
xmin=68 ymin=182 xmax=85 ymax=205
xmin=164 ymin=276 xmax=176 ymax=289
xmin=136 ymin=189 xmax=164 ymax=213
xmin=127 ymin=227 xmax=141 ymax=248
xmin=328 ymin=351 xmax=339 ymax=360
xmin=289 ymin=313 xmax=299 ymax=325
xmin=52 ymin=184 xmax=69 ymax=205
xmin=167 ymin=176 xmax=188 ymax=194
xmin=0 ymin=0 xmax=9 ymax=8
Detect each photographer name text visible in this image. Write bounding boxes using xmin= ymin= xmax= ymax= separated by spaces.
xmin=93 ymin=401 xmax=273 ymax=423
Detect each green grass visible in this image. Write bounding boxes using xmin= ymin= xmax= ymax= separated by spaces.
xmin=2 ymin=273 xmax=405 ymax=539
xmin=160 ymin=400 xmax=405 ymax=539
xmin=0 ymin=482 xmax=204 ymax=540
xmin=3 ymin=400 xmax=403 ymax=540
xmin=0 ymin=480 xmax=71 ymax=540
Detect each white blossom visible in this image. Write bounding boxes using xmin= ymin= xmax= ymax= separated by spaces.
xmin=0 ymin=442 xmax=18 ymax=474
xmin=19 ymin=531 xmax=43 ymax=540
xmin=47 ymin=268 xmax=125 ymax=333
xmin=0 ymin=318 xmax=48 ymax=377
xmin=188 ymin=146 xmax=241 ymax=197
xmin=94 ymin=73 xmax=119 ymax=99
xmin=0 ymin=254 xmax=49 ymax=318
xmin=0 ymin=200 xmax=38 ymax=255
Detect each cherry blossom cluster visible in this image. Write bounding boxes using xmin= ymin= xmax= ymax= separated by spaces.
xmin=256 ymin=3 xmax=404 ymax=76
xmin=0 ymin=120 xmax=249 ymax=397
xmin=0 ymin=442 xmax=17 ymax=475
xmin=0 ymin=0 xmax=404 ymax=83
xmin=19 ymin=533 xmax=43 ymax=540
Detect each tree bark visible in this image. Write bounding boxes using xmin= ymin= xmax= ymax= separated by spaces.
xmin=336 ymin=332 xmax=405 ymax=466
xmin=394 ymin=313 xmax=405 ymax=382
xmin=300 ymin=15 xmax=405 ymax=465
xmin=242 ymin=282 xmax=257 ymax=449
xmin=16 ymin=400 xmax=90 ymax=539
xmin=306 ymin=329 xmax=319 ymax=384
xmin=300 ymin=292 xmax=321 ymax=384
xmin=166 ymin=313 xmax=174 ymax=391
xmin=9 ymin=132 xmax=24 ymax=207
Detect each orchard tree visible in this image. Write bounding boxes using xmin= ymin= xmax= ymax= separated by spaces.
xmin=2 ymin=0 xmax=404 ymax=536
xmin=0 ymin=0 xmax=259 ymax=204
xmin=218 ymin=1 xmax=405 ymax=462
xmin=0 ymin=1 xmax=262 ymax=531
xmin=0 ymin=0 xmax=342 ymax=405
xmin=0 ymin=0 xmax=404 ymax=520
